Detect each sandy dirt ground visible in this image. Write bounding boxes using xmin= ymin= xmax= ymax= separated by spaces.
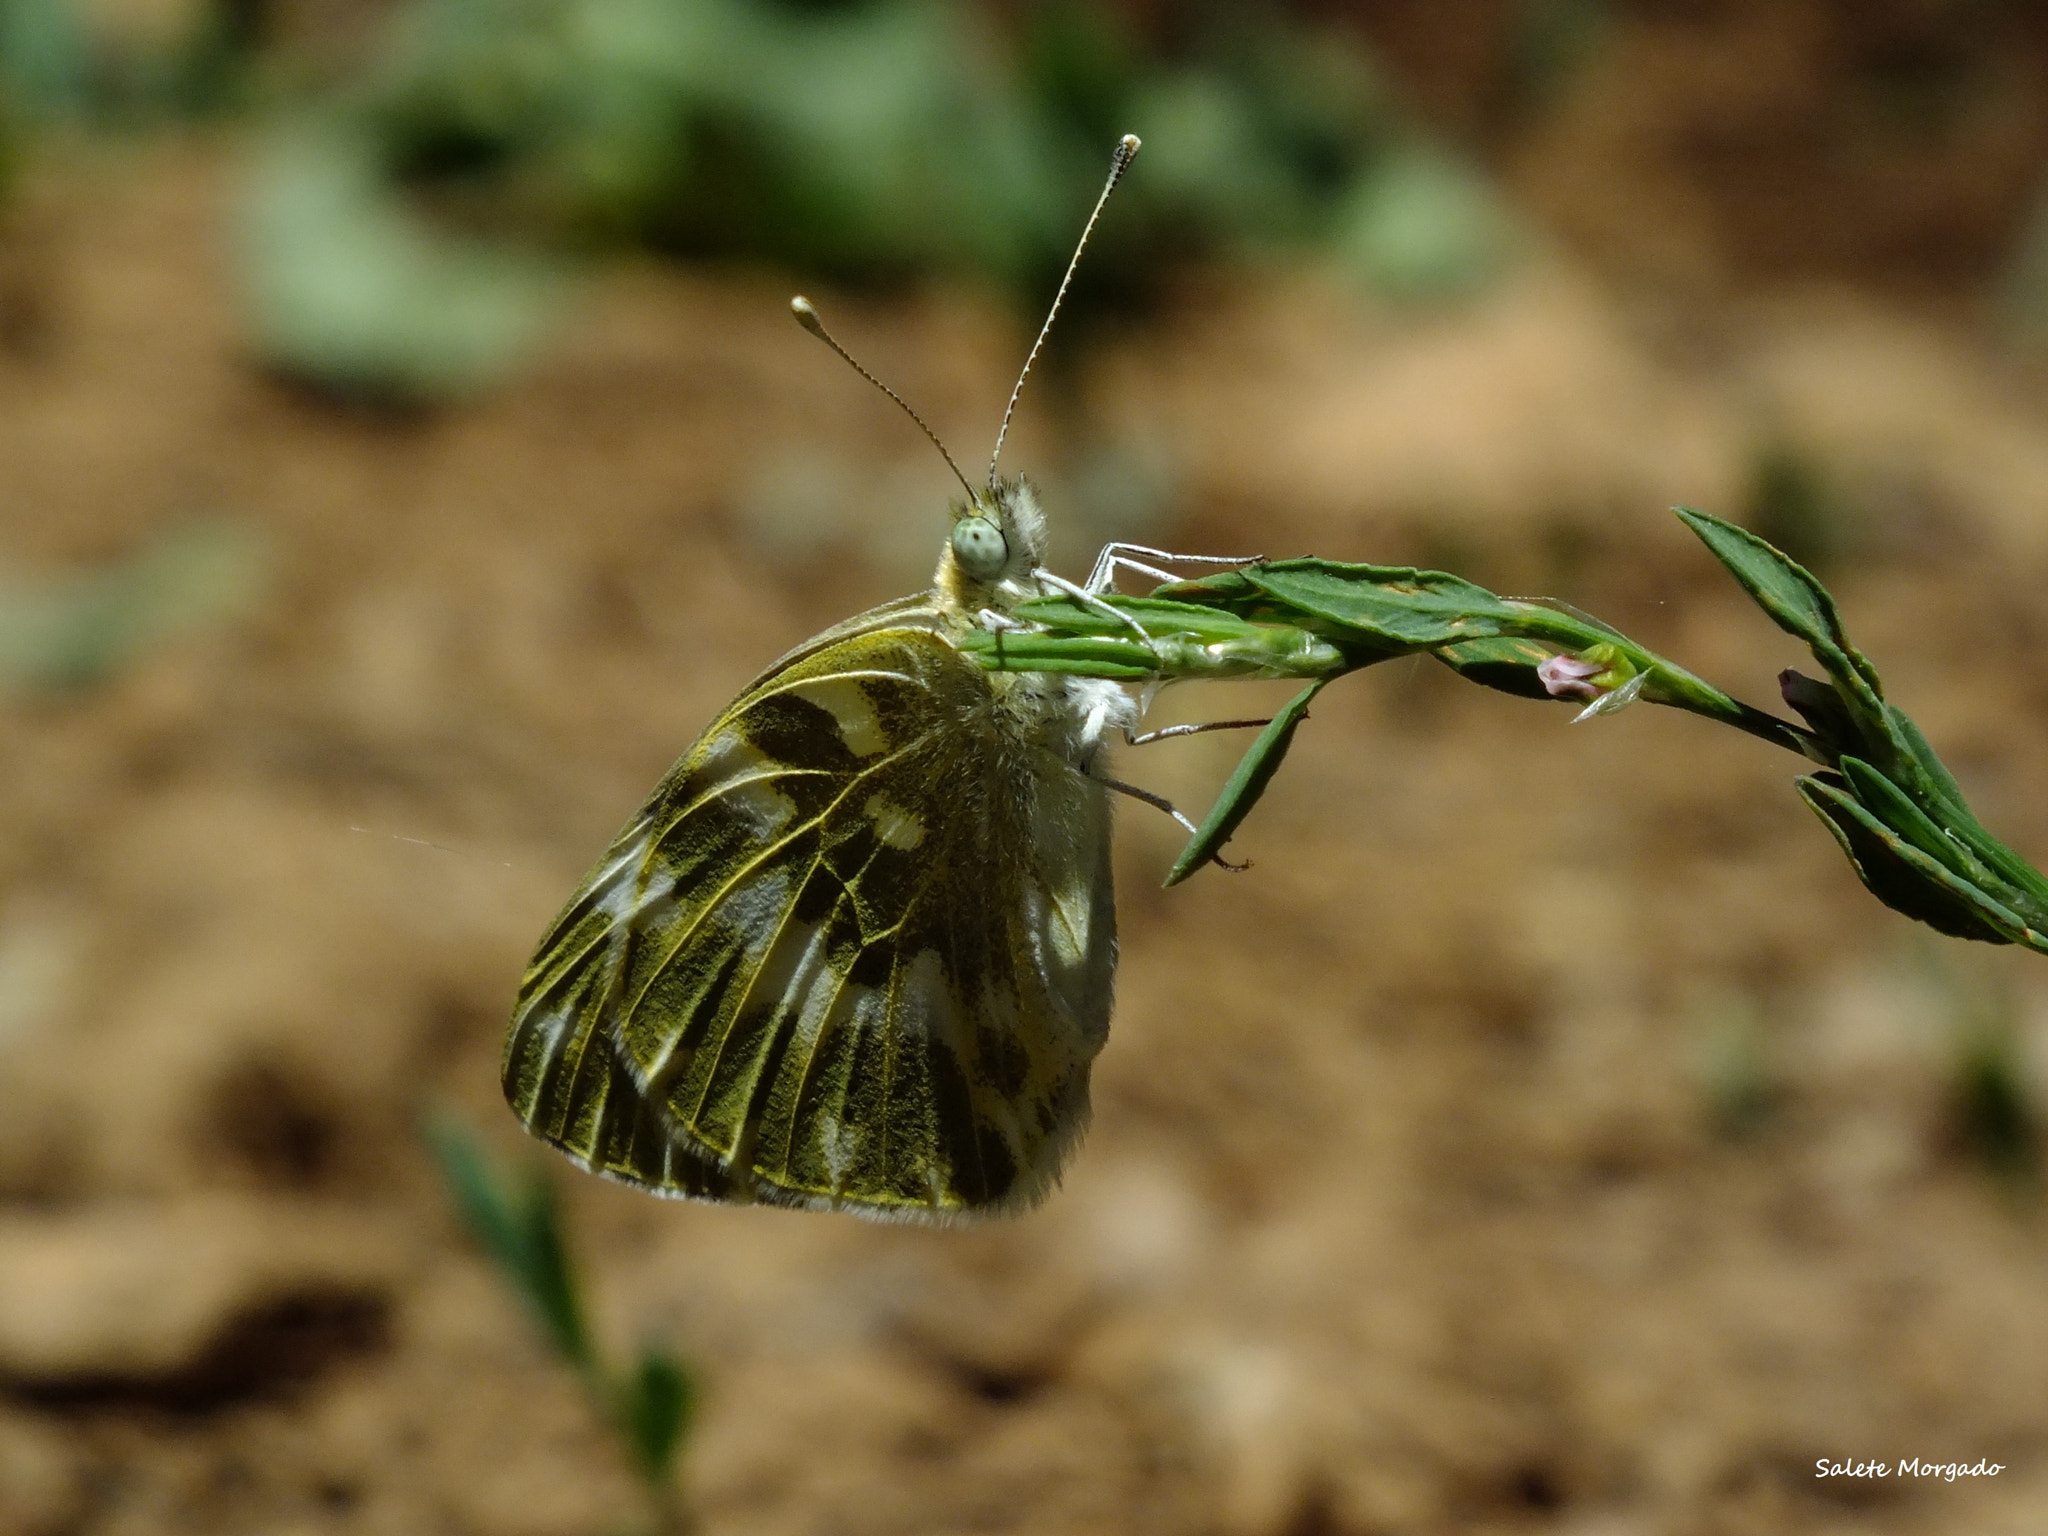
xmin=8 ymin=106 xmax=2048 ymax=1535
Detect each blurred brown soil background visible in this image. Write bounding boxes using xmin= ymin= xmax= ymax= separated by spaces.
xmin=10 ymin=3 xmax=2048 ymax=1533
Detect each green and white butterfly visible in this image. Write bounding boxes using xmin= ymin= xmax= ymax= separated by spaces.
xmin=503 ymin=136 xmax=1237 ymax=1220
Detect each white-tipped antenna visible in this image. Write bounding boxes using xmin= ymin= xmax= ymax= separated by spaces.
xmin=987 ymin=133 xmax=1140 ymax=488
xmin=790 ymin=295 xmax=976 ymax=502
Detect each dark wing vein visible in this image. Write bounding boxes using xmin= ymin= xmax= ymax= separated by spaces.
xmin=774 ymin=822 xmax=950 ymax=1196
xmin=627 ymin=733 xmax=928 ymax=1024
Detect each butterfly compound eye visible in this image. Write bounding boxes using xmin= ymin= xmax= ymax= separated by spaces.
xmin=950 ymin=516 xmax=1009 ymax=580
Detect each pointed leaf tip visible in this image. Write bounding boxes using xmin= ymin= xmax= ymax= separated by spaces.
xmin=1165 ymin=681 xmax=1326 ymax=887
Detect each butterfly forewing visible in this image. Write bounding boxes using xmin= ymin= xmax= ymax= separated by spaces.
xmin=504 ymin=600 xmax=1116 ymax=1218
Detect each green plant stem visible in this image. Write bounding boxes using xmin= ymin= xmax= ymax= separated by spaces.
xmin=1492 ymin=601 xmax=1820 ymax=759
xmin=968 ymin=519 xmax=2048 ymax=948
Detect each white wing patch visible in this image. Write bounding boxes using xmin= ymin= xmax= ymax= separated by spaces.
xmin=864 ymin=794 xmax=925 ymax=850
xmin=694 ymin=728 xmax=798 ymax=835
xmin=895 ymin=949 xmax=957 ymax=1042
xmin=790 ymin=675 xmax=888 ymax=757
xmin=587 ymin=833 xmax=678 ymax=929
xmin=580 ymin=833 xmax=654 ymax=923
xmin=626 ymin=865 xmax=796 ymax=1093
xmin=816 ymin=984 xmax=889 ymax=1192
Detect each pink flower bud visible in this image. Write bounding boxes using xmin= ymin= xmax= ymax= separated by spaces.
xmin=1538 ymin=653 xmax=1606 ymax=700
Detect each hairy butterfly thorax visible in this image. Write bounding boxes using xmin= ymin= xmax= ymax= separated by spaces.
xmin=939 ymin=477 xmax=1134 ymax=773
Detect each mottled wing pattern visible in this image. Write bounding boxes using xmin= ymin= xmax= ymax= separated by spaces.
xmin=503 ymin=601 xmax=1117 ymax=1218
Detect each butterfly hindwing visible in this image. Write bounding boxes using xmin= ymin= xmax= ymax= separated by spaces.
xmin=503 ymin=602 xmax=1116 ymax=1218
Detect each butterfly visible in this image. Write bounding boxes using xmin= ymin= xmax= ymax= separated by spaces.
xmin=502 ymin=135 xmax=1228 ymax=1220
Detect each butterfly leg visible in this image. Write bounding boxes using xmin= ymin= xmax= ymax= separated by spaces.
xmin=1033 ymin=566 xmax=1157 ymax=642
xmin=1085 ymin=542 xmax=1263 ymax=596
xmin=1123 ymin=717 xmax=1272 ymax=748
xmin=1092 ymin=772 xmax=1250 ymax=873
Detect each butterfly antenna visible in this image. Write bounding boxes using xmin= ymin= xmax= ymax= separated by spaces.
xmin=789 ymin=295 xmax=976 ymax=503
xmin=987 ymin=132 xmax=1141 ymax=488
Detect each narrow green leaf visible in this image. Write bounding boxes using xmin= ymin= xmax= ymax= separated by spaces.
xmin=1875 ymin=707 xmax=2048 ymax=918
xmin=957 ymin=629 xmax=1158 ymax=678
xmin=1165 ymin=681 xmax=1326 ymax=887
xmin=1778 ymin=668 xmax=1861 ymax=757
xmin=1674 ymin=505 xmax=1919 ymax=778
xmin=1796 ymin=777 xmax=2028 ymax=946
xmin=1836 ymin=756 xmax=2002 ymax=893
xmin=1430 ymin=635 xmax=1558 ymax=700
xmin=619 ymin=1349 xmax=695 ymax=1485
xmin=963 ymin=611 xmax=1344 ymax=682
xmin=1010 ymin=594 xmax=1292 ymax=644
xmin=1148 ymin=568 xmax=1260 ymax=604
xmin=1884 ymin=705 xmax=1974 ymax=821
xmin=1502 ymin=595 xmax=1633 ymax=646
xmin=1242 ymin=560 xmax=1520 ymax=650
xmin=1673 ymin=507 xmax=1883 ymax=697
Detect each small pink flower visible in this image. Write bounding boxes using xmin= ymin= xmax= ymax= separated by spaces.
xmin=1538 ymin=653 xmax=1606 ymax=700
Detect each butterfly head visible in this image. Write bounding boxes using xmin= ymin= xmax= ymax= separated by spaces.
xmin=791 ymin=135 xmax=1141 ymax=633
xmin=939 ymin=477 xmax=1048 ymax=612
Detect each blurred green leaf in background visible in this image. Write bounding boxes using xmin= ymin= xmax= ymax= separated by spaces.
xmin=0 ymin=0 xmax=251 ymax=129
xmin=242 ymin=124 xmax=566 ymax=400
xmin=235 ymin=0 xmax=1523 ymax=400
xmin=0 ymin=523 xmax=266 ymax=692
xmin=428 ymin=1114 xmax=699 ymax=1535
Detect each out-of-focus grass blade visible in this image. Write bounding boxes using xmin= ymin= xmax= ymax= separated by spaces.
xmin=516 ymin=1172 xmax=595 ymax=1375
xmin=619 ymin=1348 xmax=695 ymax=1486
xmin=1955 ymin=1023 xmax=2041 ymax=1190
xmin=1165 ymin=680 xmax=1324 ymax=887
xmin=426 ymin=1115 xmax=595 ymax=1374
xmin=1690 ymin=988 xmax=1777 ymax=1140
xmin=425 ymin=1115 xmax=528 ymax=1278
xmin=430 ymin=1115 xmax=696 ymax=1528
